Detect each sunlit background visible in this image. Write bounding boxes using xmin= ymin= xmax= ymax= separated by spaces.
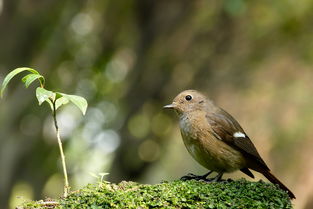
xmin=0 ymin=0 xmax=313 ymax=208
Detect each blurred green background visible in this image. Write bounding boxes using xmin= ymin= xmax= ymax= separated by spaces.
xmin=0 ymin=0 xmax=312 ymax=208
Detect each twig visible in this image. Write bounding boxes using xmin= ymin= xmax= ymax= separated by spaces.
xmin=52 ymin=100 xmax=69 ymax=197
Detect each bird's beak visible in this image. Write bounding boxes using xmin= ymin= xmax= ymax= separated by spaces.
xmin=163 ymin=103 xmax=175 ymax=109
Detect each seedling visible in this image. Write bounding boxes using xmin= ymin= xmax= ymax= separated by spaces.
xmin=1 ymin=67 xmax=88 ymax=197
xmin=89 ymin=172 xmax=110 ymax=188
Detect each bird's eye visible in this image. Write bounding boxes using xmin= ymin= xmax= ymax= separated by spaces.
xmin=185 ymin=95 xmax=192 ymax=101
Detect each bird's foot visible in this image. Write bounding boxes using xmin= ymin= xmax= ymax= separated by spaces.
xmin=205 ymin=172 xmax=224 ymax=182
xmin=180 ymin=173 xmax=213 ymax=182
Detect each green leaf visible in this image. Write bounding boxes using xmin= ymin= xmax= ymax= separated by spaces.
xmin=22 ymin=74 xmax=45 ymax=88
xmin=1 ymin=67 xmax=44 ymax=97
xmin=60 ymin=93 xmax=88 ymax=115
xmin=55 ymin=96 xmax=69 ymax=110
xmin=36 ymin=87 xmax=55 ymax=106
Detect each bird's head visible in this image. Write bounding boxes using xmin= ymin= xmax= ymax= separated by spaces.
xmin=163 ymin=90 xmax=211 ymax=115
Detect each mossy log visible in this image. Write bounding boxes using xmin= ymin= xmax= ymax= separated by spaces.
xmin=19 ymin=179 xmax=293 ymax=209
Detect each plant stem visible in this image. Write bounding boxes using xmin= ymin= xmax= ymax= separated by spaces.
xmin=52 ymin=100 xmax=69 ymax=197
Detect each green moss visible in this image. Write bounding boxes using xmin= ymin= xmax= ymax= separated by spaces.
xmin=20 ymin=179 xmax=293 ymax=209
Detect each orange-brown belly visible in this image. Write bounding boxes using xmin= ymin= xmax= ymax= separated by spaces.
xmin=179 ymin=114 xmax=246 ymax=172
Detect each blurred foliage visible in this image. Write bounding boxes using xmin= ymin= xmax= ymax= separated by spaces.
xmin=0 ymin=0 xmax=313 ymax=208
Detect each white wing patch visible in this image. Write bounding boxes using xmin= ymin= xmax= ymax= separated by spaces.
xmin=233 ymin=132 xmax=245 ymax=138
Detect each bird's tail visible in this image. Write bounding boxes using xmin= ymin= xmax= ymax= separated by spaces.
xmin=262 ymin=170 xmax=295 ymax=199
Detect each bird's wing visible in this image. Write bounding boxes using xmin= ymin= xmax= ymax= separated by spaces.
xmin=206 ymin=108 xmax=269 ymax=170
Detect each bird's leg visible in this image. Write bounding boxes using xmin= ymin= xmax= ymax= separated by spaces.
xmin=180 ymin=170 xmax=213 ymax=181
xmin=209 ymin=172 xmax=224 ymax=182
xmin=201 ymin=170 xmax=213 ymax=179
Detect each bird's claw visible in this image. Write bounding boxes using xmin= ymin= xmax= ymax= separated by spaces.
xmin=180 ymin=173 xmax=213 ymax=182
xmin=180 ymin=173 xmax=198 ymax=180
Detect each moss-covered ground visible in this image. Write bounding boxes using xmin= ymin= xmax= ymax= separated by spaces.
xmin=20 ymin=179 xmax=293 ymax=209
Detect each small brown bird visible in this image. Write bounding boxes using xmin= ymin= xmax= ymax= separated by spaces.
xmin=164 ymin=90 xmax=295 ymax=199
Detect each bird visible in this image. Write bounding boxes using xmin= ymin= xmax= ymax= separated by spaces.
xmin=163 ymin=89 xmax=295 ymax=199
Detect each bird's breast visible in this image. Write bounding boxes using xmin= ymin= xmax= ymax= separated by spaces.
xmin=178 ymin=112 xmax=246 ymax=172
xmin=178 ymin=112 xmax=206 ymax=140
xmin=178 ymin=113 xmax=211 ymax=166
xmin=179 ymin=114 xmax=193 ymax=136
